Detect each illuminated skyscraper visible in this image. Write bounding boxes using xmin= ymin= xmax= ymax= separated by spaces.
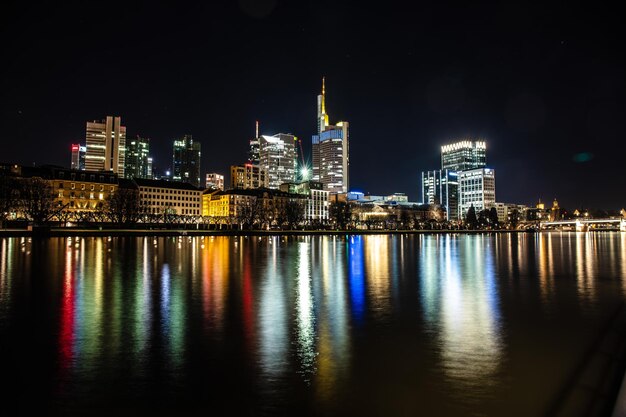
xmin=70 ymin=144 xmax=86 ymax=170
xmin=249 ymin=121 xmax=260 ymax=164
xmin=172 ymin=135 xmax=201 ymax=187
xmin=312 ymin=78 xmax=349 ymax=193
xmin=259 ymin=133 xmax=296 ymax=189
xmin=125 ymin=136 xmax=152 ymax=179
xmin=85 ymin=116 xmax=126 ymax=175
xmin=441 ymin=140 xmax=486 ymax=171
xmin=421 ymin=169 xmax=459 ymax=220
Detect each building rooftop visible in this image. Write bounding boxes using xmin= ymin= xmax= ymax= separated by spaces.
xmin=133 ymin=178 xmax=202 ymax=191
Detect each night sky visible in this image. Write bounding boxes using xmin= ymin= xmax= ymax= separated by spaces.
xmin=1 ymin=1 xmax=624 ymax=209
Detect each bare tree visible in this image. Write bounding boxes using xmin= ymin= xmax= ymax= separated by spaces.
xmin=105 ymin=187 xmax=143 ymax=226
xmin=19 ymin=177 xmax=56 ymax=225
xmin=285 ymin=199 xmax=305 ymax=229
xmin=0 ymin=174 xmax=20 ymax=227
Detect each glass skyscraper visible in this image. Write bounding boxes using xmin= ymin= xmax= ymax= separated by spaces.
xmin=259 ymin=133 xmax=296 ymax=189
xmin=421 ymin=169 xmax=459 ymax=220
xmin=172 ymin=135 xmax=201 ymax=187
xmin=125 ymin=136 xmax=152 ymax=179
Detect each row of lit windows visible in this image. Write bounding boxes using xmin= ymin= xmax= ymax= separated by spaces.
xmin=140 ymin=187 xmax=199 ymax=195
xmin=58 ymin=192 xmax=104 ymax=200
xmin=145 ymin=202 xmax=200 ymax=208
xmin=59 ymin=183 xmax=112 ymax=192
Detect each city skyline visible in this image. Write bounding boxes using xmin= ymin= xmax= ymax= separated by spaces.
xmin=1 ymin=2 xmax=623 ymax=209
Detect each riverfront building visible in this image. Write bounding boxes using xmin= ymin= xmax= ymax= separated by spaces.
xmin=458 ymin=168 xmax=496 ymax=218
xmin=279 ymin=181 xmax=330 ymax=222
xmin=85 ymin=116 xmax=127 ymax=176
xmin=135 ymin=178 xmax=202 ymax=216
xmin=172 ymin=135 xmax=201 ymax=187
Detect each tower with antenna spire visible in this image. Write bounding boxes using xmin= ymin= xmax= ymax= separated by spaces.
xmin=248 ymin=121 xmax=260 ymax=164
xmin=312 ymin=77 xmax=349 ymax=193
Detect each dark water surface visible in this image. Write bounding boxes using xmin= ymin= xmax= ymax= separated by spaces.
xmin=1 ymin=233 xmax=625 ymax=416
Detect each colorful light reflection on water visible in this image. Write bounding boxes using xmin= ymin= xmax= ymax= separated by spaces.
xmin=0 ymin=233 xmax=625 ymax=416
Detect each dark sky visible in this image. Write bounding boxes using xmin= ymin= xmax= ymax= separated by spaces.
xmin=1 ymin=1 xmax=624 ymax=208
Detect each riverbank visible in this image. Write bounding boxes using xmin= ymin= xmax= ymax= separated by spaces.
xmin=0 ymin=227 xmax=529 ymax=238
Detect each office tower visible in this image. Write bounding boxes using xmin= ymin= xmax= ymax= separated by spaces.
xmin=230 ymin=164 xmax=268 ymax=189
xmin=125 ymin=136 xmax=152 ymax=179
xmin=421 ymin=169 xmax=459 ymax=220
xmin=85 ymin=116 xmax=127 ymax=175
xmin=70 ymin=144 xmax=86 ymax=170
xmin=205 ymin=172 xmax=225 ymax=190
xmin=249 ymin=121 xmax=260 ymax=164
xmin=259 ymin=134 xmax=296 ymax=189
xmin=311 ymin=78 xmax=349 ymax=193
xmin=172 ymin=135 xmax=201 ymax=187
xmin=458 ymin=168 xmax=496 ymax=218
xmin=441 ymin=140 xmax=486 ymax=171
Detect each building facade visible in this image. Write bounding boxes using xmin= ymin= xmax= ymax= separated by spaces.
xmin=279 ymin=181 xmax=330 ymax=222
xmin=421 ymin=169 xmax=459 ymax=220
xmin=172 ymin=135 xmax=201 ymax=187
xmin=70 ymin=144 xmax=86 ymax=171
xmin=311 ymin=78 xmax=349 ymax=193
xmin=135 ymin=178 xmax=202 ymax=216
xmin=441 ymin=140 xmax=486 ymax=171
xmin=458 ymin=168 xmax=496 ymax=218
xmin=85 ymin=116 xmax=127 ymax=175
xmin=259 ymin=134 xmax=296 ymax=189
xmin=230 ymin=163 xmax=268 ymax=189
xmin=205 ymin=172 xmax=225 ymax=190
xmin=125 ymin=136 xmax=152 ymax=179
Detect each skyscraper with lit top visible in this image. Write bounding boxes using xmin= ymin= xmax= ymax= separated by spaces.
xmin=441 ymin=140 xmax=486 ymax=171
xmin=312 ymin=77 xmax=349 ymax=193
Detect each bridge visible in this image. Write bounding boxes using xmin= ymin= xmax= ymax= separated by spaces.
xmin=540 ymin=218 xmax=626 ymax=232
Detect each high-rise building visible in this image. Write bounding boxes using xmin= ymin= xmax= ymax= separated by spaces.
xmin=441 ymin=140 xmax=486 ymax=171
xmin=421 ymin=169 xmax=459 ymax=220
xmin=125 ymin=136 xmax=152 ymax=179
xmin=312 ymin=78 xmax=349 ymax=193
xmin=85 ymin=116 xmax=127 ymax=175
xmin=259 ymin=134 xmax=296 ymax=189
xmin=205 ymin=172 xmax=224 ymax=190
xmin=172 ymin=135 xmax=201 ymax=187
xmin=70 ymin=144 xmax=86 ymax=170
xmin=458 ymin=168 xmax=496 ymax=218
xmin=249 ymin=121 xmax=260 ymax=164
xmin=230 ymin=164 xmax=268 ymax=189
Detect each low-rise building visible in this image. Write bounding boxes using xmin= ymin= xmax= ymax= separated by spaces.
xmin=279 ymin=181 xmax=329 ymax=222
xmin=135 ymin=178 xmax=202 ymax=216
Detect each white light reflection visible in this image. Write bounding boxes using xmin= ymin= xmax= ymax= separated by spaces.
xmin=258 ymin=236 xmax=288 ymax=382
xmin=423 ymin=235 xmax=503 ymax=397
xmin=295 ymin=241 xmax=316 ymax=383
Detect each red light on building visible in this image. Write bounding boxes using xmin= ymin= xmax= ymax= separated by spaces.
xmin=71 ymin=144 xmax=79 ymax=151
